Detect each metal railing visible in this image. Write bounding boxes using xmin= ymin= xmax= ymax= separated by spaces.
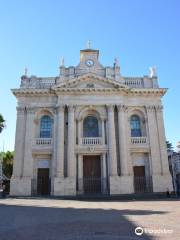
xmin=31 ymin=178 xmax=51 ymax=196
xmin=131 ymin=137 xmax=147 ymax=144
xmin=80 ymin=137 xmax=103 ymax=145
xmin=77 ymin=177 xmax=109 ymax=195
xmin=134 ymin=176 xmax=153 ymax=193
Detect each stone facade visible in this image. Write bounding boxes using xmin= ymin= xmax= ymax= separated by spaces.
xmin=10 ymin=47 xmax=173 ymax=196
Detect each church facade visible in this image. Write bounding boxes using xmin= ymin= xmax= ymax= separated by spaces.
xmin=10 ymin=47 xmax=173 ymax=196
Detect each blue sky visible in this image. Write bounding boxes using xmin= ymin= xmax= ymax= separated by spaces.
xmin=0 ymin=0 xmax=180 ymax=151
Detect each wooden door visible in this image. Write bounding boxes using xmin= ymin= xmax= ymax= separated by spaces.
xmin=134 ymin=166 xmax=145 ymax=177
xmin=83 ymin=155 xmax=101 ymax=193
xmin=37 ymin=168 xmax=50 ymax=195
xmin=133 ymin=166 xmax=146 ymax=193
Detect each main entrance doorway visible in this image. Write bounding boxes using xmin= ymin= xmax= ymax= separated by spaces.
xmin=133 ymin=166 xmax=146 ymax=193
xmin=83 ymin=155 xmax=101 ymax=194
xmin=37 ymin=168 xmax=50 ymax=195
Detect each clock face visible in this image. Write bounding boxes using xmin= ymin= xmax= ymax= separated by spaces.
xmin=85 ymin=59 xmax=94 ymax=67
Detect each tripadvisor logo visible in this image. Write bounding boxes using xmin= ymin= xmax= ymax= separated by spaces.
xmin=135 ymin=227 xmax=144 ymax=236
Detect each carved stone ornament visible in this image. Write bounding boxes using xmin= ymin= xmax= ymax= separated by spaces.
xmin=89 ymin=147 xmax=95 ymax=152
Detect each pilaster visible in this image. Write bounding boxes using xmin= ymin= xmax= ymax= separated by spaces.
xmin=12 ymin=107 xmax=26 ymax=178
xmin=23 ymin=107 xmax=35 ymax=178
xmin=117 ymin=105 xmax=130 ymax=176
xmin=155 ymin=105 xmax=171 ymax=175
xmin=107 ymin=105 xmax=117 ymax=176
xmin=67 ymin=105 xmax=76 ymax=177
xmin=146 ymin=105 xmax=162 ymax=175
xmin=56 ymin=105 xmax=65 ymax=177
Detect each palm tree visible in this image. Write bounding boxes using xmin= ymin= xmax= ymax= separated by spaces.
xmin=166 ymin=140 xmax=173 ymax=152
xmin=0 ymin=114 xmax=5 ymax=133
xmin=0 ymin=151 xmax=14 ymax=178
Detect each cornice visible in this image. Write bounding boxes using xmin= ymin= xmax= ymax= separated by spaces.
xmin=11 ymin=87 xmax=167 ymax=97
xmin=129 ymin=88 xmax=167 ymax=96
xmin=11 ymin=88 xmax=56 ymax=97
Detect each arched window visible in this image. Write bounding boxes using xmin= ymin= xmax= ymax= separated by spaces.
xmin=40 ymin=115 xmax=52 ymax=138
xmin=130 ymin=115 xmax=142 ymax=137
xmin=83 ymin=116 xmax=99 ymax=137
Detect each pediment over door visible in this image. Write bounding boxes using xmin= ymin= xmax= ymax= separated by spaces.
xmin=53 ymin=73 xmax=128 ymax=90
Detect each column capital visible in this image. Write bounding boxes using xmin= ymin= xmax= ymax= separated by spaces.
xmin=146 ymin=105 xmax=155 ymax=112
xmin=56 ymin=104 xmax=65 ymax=113
xmin=76 ymin=116 xmax=82 ymax=121
xmin=25 ymin=107 xmax=35 ymax=114
xmin=67 ymin=105 xmax=75 ymax=112
xmin=16 ymin=107 xmax=25 ymax=114
xmin=117 ymin=104 xmax=128 ymax=112
xmin=106 ymin=104 xmax=115 ymax=112
xmin=155 ymin=105 xmax=163 ymax=112
xmin=101 ymin=115 xmax=107 ymax=121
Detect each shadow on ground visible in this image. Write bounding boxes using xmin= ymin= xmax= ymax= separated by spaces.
xmin=0 ymin=201 xmax=167 ymax=240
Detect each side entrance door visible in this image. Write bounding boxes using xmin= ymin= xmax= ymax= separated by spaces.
xmin=133 ymin=166 xmax=146 ymax=193
xmin=37 ymin=168 xmax=50 ymax=195
xmin=83 ymin=155 xmax=101 ymax=194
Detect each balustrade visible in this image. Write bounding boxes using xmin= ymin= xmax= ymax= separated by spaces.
xmin=131 ymin=137 xmax=147 ymax=144
xmin=124 ymin=78 xmax=143 ymax=88
xmin=80 ymin=137 xmax=102 ymax=145
xmin=35 ymin=138 xmax=52 ymax=145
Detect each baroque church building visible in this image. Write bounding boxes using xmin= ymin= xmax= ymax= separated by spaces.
xmin=10 ymin=47 xmax=173 ymax=196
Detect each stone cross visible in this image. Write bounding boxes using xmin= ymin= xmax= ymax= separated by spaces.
xmin=86 ymin=40 xmax=91 ymax=49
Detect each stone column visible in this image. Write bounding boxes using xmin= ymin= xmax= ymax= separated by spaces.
xmin=78 ymin=154 xmax=83 ymax=193
xmin=78 ymin=154 xmax=83 ymax=179
xmin=155 ymin=105 xmax=170 ymax=174
xmin=67 ymin=105 xmax=76 ymax=177
xmin=56 ymin=105 xmax=65 ymax=177
xmin=146 ymin=106 xmax=162 ymax=175
xmin=12 ymin=107 xmax=26 ymax=178
xmin=102 ymin=152 xmax=107 ymax=193
xmin=102 ymin=153 xmax=106 ymax=178
xmin=107 ymin=105 xmax=118 ymax=176
xmin=52 ymin=109 xmax=57 ymax=178
xmin=77 ymin=118 xmax=82 ymax=145
xmin=117 ymin=105 xmax=129 ymax=175
xmin=101 ymin=118 xmax=105 ymax=145
xmin=10 ymin=107 xmax=33 ymax=196
xmin=23 ymin=107 xmax=35 ymax=178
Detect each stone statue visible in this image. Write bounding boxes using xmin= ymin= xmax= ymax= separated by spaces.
xmin=149 ymin=66 xmax=157 ymax=77
xmin=114 ymin=58 xmax=119 ymax=66
xmin=60 ymin=57 xmax=65 ymax=67
xmin=24 ymin=67 xmax=28 ymax=76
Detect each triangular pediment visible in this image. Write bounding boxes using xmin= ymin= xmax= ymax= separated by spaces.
xmin=53 ymin=73 xmax=128 ymax=90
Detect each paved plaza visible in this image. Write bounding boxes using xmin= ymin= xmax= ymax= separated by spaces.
xmin=0 ymin=197 xmax=179 ymax=240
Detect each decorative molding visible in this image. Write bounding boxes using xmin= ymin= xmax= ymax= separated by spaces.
xmin=12 ymin=86 xmax=167 ymax=98
xmin=54 ymin=73 xmax=127 ymax=89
